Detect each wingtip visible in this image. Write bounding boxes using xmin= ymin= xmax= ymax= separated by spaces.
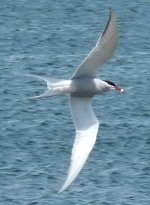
xmin=102 ymin=8 xmax=117 ymax=38
xmin=108 ymin=7 xmax=112 ymax=14
xmin=108 ymin=7 xmax=115 ymax=16
xmin=58 ymin=189 xmax=63 ymax=194
xmin=58 ymin=184 xmax=68 ymax=193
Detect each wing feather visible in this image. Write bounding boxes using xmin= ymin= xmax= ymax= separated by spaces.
xmin=59 ymin=96 xmax=99 ymax=192
xmin=71 ymin=10 xmax=118 ymax=79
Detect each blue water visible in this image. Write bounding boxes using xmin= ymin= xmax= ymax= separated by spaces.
xmin=0 ymin=0 xmax=150 ymax=204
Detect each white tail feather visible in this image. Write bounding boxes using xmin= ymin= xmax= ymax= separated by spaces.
xmin=27 ymin=74 xmax=70 ymax=98
xmin=26 ymin=74 xmax=63 ymax=88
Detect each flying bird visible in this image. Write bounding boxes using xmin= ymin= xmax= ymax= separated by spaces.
xmin=29 ymin=10 xmax=124 ymax=192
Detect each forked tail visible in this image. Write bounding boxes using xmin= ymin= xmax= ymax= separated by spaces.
xmin=27 ymin=74 xmax=70 ymax=99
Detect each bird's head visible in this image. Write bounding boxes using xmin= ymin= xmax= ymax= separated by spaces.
xmin=104 ymin=80 xmax=124 ymax=93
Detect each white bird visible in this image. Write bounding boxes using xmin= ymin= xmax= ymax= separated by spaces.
xmin=29 ymin=10 xmax=124 ymax=193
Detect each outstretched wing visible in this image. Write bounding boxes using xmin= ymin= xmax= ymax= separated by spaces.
xmin=71 ymin=10 xmax=118 ymax=79
xmin=59 ymin=96 xmax=99 ymax=192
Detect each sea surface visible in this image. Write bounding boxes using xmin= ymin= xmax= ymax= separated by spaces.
xmin=0 ymin=0 xmax=150 ymax=204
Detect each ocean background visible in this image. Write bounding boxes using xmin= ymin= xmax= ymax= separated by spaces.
xmin=0 ymin=0 xmax=149 ymax=204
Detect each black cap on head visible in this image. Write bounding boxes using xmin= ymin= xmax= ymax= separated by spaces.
xmin=104 ymin=80 xmax=116 ymax=86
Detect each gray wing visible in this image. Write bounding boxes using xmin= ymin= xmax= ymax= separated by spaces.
xmin=59 ymin=96 xmax=99 ymax=192
xmin=71 ymin=10 xmax=118 ymax=79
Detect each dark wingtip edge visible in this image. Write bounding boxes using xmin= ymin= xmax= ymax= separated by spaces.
xmin=102 ymin=8 xmax=114 ymax=37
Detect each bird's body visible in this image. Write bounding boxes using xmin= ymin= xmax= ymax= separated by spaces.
xmin=29 ymin=10 xmax=124 ymax=193
xmin=38 ymin=78 xmax=113 ymax=97
xmin=70 ymin=78 xmax=112 ymax=97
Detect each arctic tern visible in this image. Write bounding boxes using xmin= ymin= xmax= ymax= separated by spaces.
xmin=29 ymin=10 xmax=124 ymax=192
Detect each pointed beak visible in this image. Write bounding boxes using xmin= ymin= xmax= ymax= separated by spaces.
xmin=115 ymin=86 xmax=124 ymax=93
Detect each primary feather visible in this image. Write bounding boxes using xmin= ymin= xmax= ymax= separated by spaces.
xmin=72 ymin=10 xmax=118 ymax=79
xmin=59 ymin=96 xmax=99 ymax=193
